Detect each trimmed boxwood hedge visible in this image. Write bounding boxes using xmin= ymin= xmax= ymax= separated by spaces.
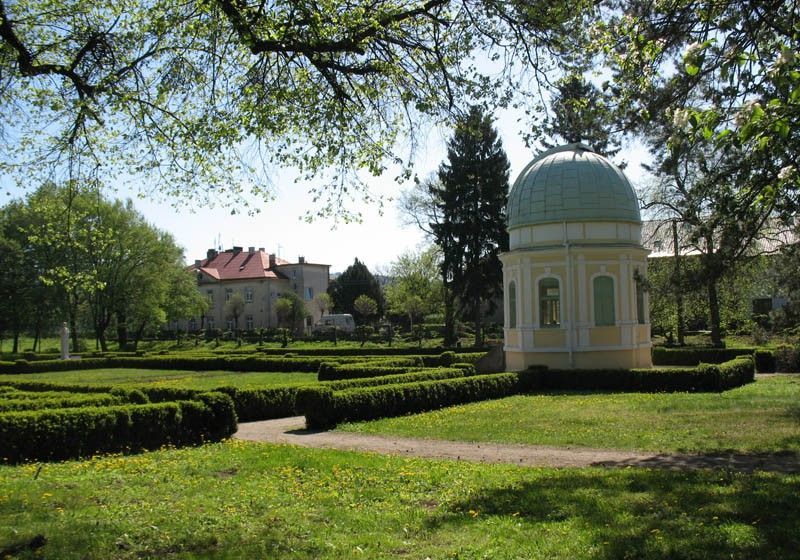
xmin=534 ymin=356 xmax=755 ymax=392
xmin=254 ymin=347 xmax=489 ymax=357
xmin=0 ymin=380 xmax=297 ymax=423
xmin=754 ymin=350 xmax=777 ymax=373
xmin=651 ymin=347 xmax=755 ymax=366
xmin=318 ymin=365 xmax=421 ymax=381
xmin=0 ymin=355 xmax=331 ymax=374
xmin=0 ymin=391 xmax=236 ymax=464
xmin=0 ymin=392 xmax=126 ymax=412
xmin=298 ymin=372 xmax=522 ymax=429
xmin=298 ymin=357 xmax=756 ymax=429
xmin=324 ymin=367 xmax=471 ymax=391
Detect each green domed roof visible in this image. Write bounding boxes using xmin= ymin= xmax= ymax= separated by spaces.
xmin=507 ymin=143 xmax=641 ymax=229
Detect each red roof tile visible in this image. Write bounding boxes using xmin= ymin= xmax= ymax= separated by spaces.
xmin=194 ymin=250 xmax=290 ymax=281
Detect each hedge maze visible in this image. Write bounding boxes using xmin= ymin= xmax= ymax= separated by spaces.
xmin=0 ymin=345 xmax=766 ymax=463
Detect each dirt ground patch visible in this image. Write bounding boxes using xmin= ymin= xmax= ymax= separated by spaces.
xmin=235 ymin=417 xmax=800 ymax=473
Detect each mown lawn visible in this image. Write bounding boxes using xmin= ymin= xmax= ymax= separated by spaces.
xmin=0 ymin=441 xmax=797 ymax=559
xmin=340 ymin=376 xmax=800 ymax=454
xmin=0 ymin=369 xmax=317 ymax=389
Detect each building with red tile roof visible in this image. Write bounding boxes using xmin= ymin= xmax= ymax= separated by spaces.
xmin=182 ymin=246 xmax=329 ymax=331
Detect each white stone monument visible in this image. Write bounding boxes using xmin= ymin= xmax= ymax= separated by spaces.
xmin=60 ymin=322 xmax=70 ymax=360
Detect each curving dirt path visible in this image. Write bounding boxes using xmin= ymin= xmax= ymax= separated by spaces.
xmin=234 ymin=417 xmax=800 ymax=473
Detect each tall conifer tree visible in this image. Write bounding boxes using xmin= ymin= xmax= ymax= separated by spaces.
xmin=431 ymin=106 xmax=509 ymax=347
xmin=539 ymin=75 xmax=619 ymax=158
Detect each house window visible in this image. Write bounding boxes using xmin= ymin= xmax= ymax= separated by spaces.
xmin=226 ymin=319 xmax=234 ymax=331
xmin=225 ymin=288 xmax=233 ymax=302
xmin=207 ymin=317 xmax=215 ymax=329
xmin=305 ymin=287 xmax=314 ymax=301
xmin=292 ymin=269 xmax=296 ymax=279
xmin=245 ymin=287 xmax=253 ymax=303
xmin=245 ymin=315 xmax=254 ymax=330
xmin=508 ymin=281 xmax=517 ymax=328
xmin=206 ymin=290 xmax=214 ymax=304
xmin=539 ymin=278 xmax=560 ymax=327
xmin=189 ymin=318 xmax=197 ymax=331
xmin=593 ymin=276 xmax=616 ymax=326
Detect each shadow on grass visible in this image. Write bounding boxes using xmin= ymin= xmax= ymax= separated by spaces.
xmin=593 ymin=452 xmax=800 ymax=473
xmin=785 ymin=404 xmax=800 ymax=422
xmin=427 ymin=469 xmax=800 ymax=559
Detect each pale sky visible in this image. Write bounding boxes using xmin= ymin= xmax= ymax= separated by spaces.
xmin=127 ymin=107 xmax=650 ymax=274
xmin=2 ymin=107 xmax=650 ymax=274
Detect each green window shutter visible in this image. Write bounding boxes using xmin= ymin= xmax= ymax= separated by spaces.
xmin=593 ymin=276 xmax=615 ymax=326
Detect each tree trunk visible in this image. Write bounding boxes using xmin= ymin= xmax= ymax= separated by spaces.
xmin=703 ymin=235 xmax=724 ymax=347
xmin=12 ymin=330 xmax=19 ymax=354
xmin=69 ymin=310 xmax=79 ymax=354
xmin=95 ymin=325 xmax=108 ymax=352
xmin=133 ymin=322 xmax=147 ymax=351
xmin=707 ymin=278 xmax=723 ymax=347
xmin=672 ymin=220 xmax=685 ymax=345
xmin=473 ymin=297 xmax=483 ymax=348
xmin=32 ymin=314 xmax=42 ymax=353
xmin=443 ymin=281 xmax=457 ymax=347
xmin=116 ymin=311 xmax=128 ymax=349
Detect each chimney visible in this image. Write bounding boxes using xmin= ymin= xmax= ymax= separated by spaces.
xmin=269 ymin=253 xmax=276 ymax=268
xmin=258 ymin=247 xmax=265 ymax=252
xmin=194 ymin=259 xmax=201 ymax=268
xmin=232 ymin=246 xmax=243 ymax=253
xmin=206 ymin=248 xmax=217 ymax=260
xmin=248 ymin=246 xmax=255 ymax=253
xmin=298 ymin=256 xmax=305 ymax=264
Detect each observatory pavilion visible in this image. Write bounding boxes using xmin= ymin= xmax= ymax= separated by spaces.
xmin=500 ymin=143 xmax=652 ymax=370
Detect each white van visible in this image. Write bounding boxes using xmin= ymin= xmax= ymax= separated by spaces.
xmin=313 ymin=314 xmax=356 ymax=333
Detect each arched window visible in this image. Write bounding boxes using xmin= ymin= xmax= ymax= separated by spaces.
xmin=539 ymin=278 xmax=560 ymax=327
xmin=593 ymin=276 xmax=615 ymax=326
xmin=508 ymin=281 xmax=517 ymax=328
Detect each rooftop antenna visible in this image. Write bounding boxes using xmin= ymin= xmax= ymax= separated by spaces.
xmin=277 ymin=243 xmax=283 ymax=258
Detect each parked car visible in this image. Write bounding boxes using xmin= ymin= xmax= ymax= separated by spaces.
xmin=313 ymin=314 xmax=356 ymax=334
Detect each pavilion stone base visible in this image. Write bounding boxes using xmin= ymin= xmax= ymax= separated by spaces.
xmin=506 ymin=346 xmax=652 ymax=371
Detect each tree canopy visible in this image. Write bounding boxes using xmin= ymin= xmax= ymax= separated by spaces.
xmin=598 ymin=0 xmax=799 ymax=216
xmin=384 ymin=245 xmax=443 ymax=330
xmin=0 ymin=0 xmax=594 ymax=215
xmin=0 ymin=183 xmax=202 ymax=350
xmin=532 ymin=74 xmax=619 ymax=157
xmin=328 ymin=258 xmax=385 ymax=322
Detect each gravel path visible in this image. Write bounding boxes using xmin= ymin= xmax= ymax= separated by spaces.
xmin=234 ymin=417 xmax=800 ymax=473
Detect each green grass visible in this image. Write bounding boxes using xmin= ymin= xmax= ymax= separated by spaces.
xmin=339 ymin=376 xmax=800 ymax=454
xmin=0 ymin=368 xmax=317 ymax=390
xmin=0 ymin=441 xmax=798 ymax=559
